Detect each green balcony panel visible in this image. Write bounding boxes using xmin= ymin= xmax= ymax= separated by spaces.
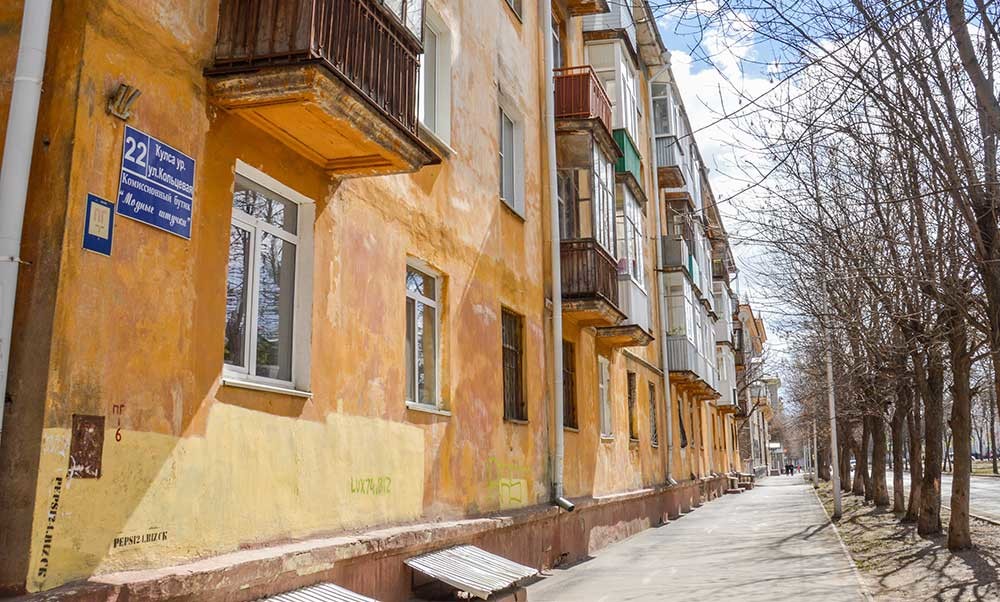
xmin=613 ymin=128 xmax=642 ymax=184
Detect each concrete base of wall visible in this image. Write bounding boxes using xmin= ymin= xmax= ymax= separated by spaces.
xmin=14 ymin=477 xmax=730 ymax=602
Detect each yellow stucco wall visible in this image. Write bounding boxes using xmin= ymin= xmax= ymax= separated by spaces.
xmin=0 ymin=0 xmax=713 ymax=593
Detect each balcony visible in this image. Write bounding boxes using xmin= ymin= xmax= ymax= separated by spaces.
xmin=597 ymin=278 xmax=653 ymax=348
xmin=655 ymin=136 xmax=685 ymax=188
xmin=614 ymin=129 xmax=642 ymax=187
xmin=665 ymin=336 xmax=718 ymax=399
xmin=554 ymin=66 xmax=620 ymax=161
xmin=566 ymin=0 xmax=610 ymax=16
xmin=661 ymin=236 xmax=690 ymax=273
xmin=207 ymin=0 xmax=439 ymax=177
xmin=561 ymin=239 xmax=625 ymax=327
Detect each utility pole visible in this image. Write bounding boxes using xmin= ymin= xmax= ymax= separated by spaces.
xmin=824 ymin=284 xmax=842 ymax=518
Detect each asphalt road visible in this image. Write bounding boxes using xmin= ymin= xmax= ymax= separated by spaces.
xmin=889 ymin=472 xmax=1000 ymax=523
xmin=526 ymin=475 xmax=866 ymax=601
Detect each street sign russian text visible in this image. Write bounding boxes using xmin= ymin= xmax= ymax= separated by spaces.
xmin=116 ymin=125 xmax=195 ymax=239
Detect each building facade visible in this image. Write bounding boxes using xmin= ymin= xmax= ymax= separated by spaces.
xmin=735 ymin=303 xmax=778 ymax=476
xmin=0 ymin=0 xmax=747 ymax=598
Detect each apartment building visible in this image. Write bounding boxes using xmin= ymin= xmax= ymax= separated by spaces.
xmin=0 ymin=0 xmax=743 ymax=598
xmin=735 ymin=303 xmax=776 ymax=476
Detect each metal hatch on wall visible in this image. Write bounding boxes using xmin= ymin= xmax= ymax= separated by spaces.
xmin=404 ymin=544 xmax=540 ymax=600
xmin=259 ymin=582 xmax=379 ymax=602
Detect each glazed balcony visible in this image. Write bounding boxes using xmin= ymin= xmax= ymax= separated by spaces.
xmin=655 ymin=136 xmax=686 ymax=188
xmin=665 ymin=336 xmax=718 ymax=398
xmin=561 ymin=238 xmax=625 ymax=327
xmin=207 ymin=0 xmax=439 ymax=177
xmin=554 ymin=66 xmax=620 ymax=161
xmin=614 ymin=129 xmax=642 ymax=188
xmin=596 ymin=278 xmax=653 ymax=348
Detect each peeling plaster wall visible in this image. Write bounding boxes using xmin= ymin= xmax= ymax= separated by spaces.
xmin=0 ymin=0 xmax=733 ymax=595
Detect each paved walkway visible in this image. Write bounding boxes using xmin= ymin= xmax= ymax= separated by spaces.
xmin=526 ymin=475 xmax=867 ymax=601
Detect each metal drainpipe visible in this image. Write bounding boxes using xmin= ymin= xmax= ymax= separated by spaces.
xmin=646 ymin=62 xmax=672 ymax=483
xmin=0 ymin=0 xmax=55 ymax=445
xmin=541 ymin=0 xmax=565 ymax=502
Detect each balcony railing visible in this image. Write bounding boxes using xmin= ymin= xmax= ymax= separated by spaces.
xmin=554 ymin=66 xmax=613 ymax=135
xmin=211 ymin=0 xmax=422 ymax=134
xmin=665 ymin=336 xmax=699 ymax=374
xmin=561 ymin=238 xmax=619 ymax=307
xmin=655 ymin=136 xmax=679 ymax=168
xmin=614 ymin=129 xmax=642 ymax=183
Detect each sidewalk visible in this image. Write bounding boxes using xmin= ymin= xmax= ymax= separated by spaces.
xmin=526 ymin=475 xmax=867 ymax=601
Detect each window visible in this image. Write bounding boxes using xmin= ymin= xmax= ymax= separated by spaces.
xmin=620 ymin=61 xmax=639 ymax=143
xmin=503 ymin=0 xmax=522 ymax=19
xmin=502 ymin=309 xmax=526 ymax=421
xmin=586 ymin=43 xmax=639 ymax=143
xmin=406 ymin=263 xmax=440 ymax=407
xmin=563 ymin=341 xmax=578 ymax=429
xmin=593 ymin=144 xmax=616 ymax=253
xmin=616 ymin=188 xmax=644 ymax=286
xmin=498 ymin=105 xmax=524 ymax=215
xmin=224 ymin=162 xmax=314 ymax=390
xmin=382 ymin=0 xmax=423 ymax=40
xmin=598 ymin=356 xmax=612 ymax=437
xmin=677 ymin=395 xmax=688 ymax=448
xmin=627 ymin=372 xmax=638 ymax=441
xmin=649 ymin=381 xmax=658 ymax=447
xmin=417 ymin=8 xmax=451 ymax=144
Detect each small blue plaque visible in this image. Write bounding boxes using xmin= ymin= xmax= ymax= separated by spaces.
xmin=83 ymin=194 xmax=115 ymax=256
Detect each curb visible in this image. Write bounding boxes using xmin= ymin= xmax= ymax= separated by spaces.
xmin=810 ymin=486 xmax=876 ymax=602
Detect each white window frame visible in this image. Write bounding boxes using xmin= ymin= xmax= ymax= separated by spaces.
xmin=617 ymin=187 xmax=644 ymax=288
xmin=498 ymin=99 xmax=526 ymax=216
xmin=405 ymin=259 xmax=442 ymax=409
xmin=599 ymin=356 xmax=613 ymax=438
xmin=417 ymin=6 xmax=452 ymax=146
xmin=223 ymin=160 xmax=314 ymax=393
xmin=585 ymin=42 xmax=640 ymax=144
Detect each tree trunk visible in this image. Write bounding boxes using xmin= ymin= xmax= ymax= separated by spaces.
xmin=947 ymin=313 xmax=973 ymax=550
xmin=990 ymin=392 xmax=998 ymax=475
xmin=819 ymin=440 xmax=831 ymax=480
xmin=871 ymin=412 xmax=890 ymax=507
xmin=861 ymin=416 xmax=874 ymax=501
xmin=851 ymin=430 xmax=866 ymax=496
xmin=919 ymin=351 xmax=944 ymax=536
xmin=840 ymin=424 xmax=853 ymax=492
xmin=905 ymin=398 xmax=923 ymax=522
xmin=892 ymin=379 xmax=911 ymax=513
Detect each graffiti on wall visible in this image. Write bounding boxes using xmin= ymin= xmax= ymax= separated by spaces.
xmin=487 ymin=457 xmax=529 ymax=508
xmin=113 ymin=529 xmax=169 ymax=549
xmin=350 ymin=475 xmax=392 ymax=496
xmin=36 ymin=476 xmax=64 ymax=579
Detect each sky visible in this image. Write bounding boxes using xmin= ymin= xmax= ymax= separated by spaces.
xmin=655 ymin=7 xmax=795 ymax=364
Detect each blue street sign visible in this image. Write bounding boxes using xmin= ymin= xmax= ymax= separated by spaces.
xmin=83 ymin=194 xmax=115 ymax=256
xmin=116 ymin=125 xmax=195 ymax=239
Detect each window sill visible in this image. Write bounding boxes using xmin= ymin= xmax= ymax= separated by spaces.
xmin=406 ymin=402 xmax=451 ymax=417
xmin=418 ymin=124 xmax=456 ymax=158
xmin=600 ymin=435 xmax=615 ymax=442
xmin=563 ymin=426 xmax=580 ymax=433
xmin=500 ymin=198 xmax=526 ymax=222
xmin=222 ymin=377 xmax=312 ymax=399
xmin=505 ymin=418 xmax=530 ymax=425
